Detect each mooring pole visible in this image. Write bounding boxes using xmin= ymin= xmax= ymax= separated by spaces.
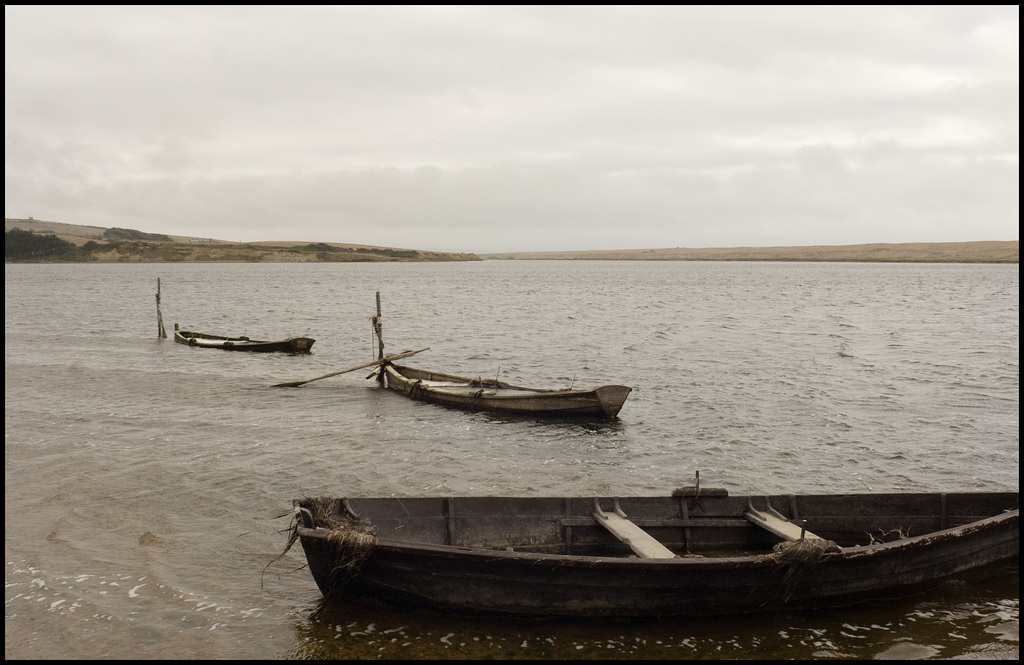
xmin=156 ymin=278 xmax=167 ymax=338
xmin=373 ymin=292 xmax=386 ymax=384
xmin=375 ymin=292 xmax=384 ymax=360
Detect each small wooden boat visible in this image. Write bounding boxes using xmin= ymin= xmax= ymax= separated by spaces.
xmin=375 ymin=363 xmax=632 ymax=417
xmin=361 ymin=292 xmax=630 ymax=417
xmin=174 ymin=324 xmax=314 ymax=353
xmin=290 ymin=483 xmax=1018 ymax=618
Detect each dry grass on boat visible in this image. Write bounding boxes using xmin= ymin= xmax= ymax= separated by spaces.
xmin=266 ymin=496 xmax=377 ymax=594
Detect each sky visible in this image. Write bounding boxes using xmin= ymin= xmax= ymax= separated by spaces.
xmin=4 ymin=6 xmax=1019 ymax=254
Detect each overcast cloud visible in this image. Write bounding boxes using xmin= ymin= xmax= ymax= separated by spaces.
xmin=5 ymin=6 xmax=1019 ymax=253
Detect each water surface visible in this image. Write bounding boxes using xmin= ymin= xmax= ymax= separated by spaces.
xmin=5 ymin=260 xmax=1018 ymax=659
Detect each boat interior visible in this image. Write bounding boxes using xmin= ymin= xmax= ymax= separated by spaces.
xmin=298 ymin=490 xmax=1018 ymax=559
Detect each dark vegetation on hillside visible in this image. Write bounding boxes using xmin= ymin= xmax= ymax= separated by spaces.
xmin=5 ymin=228 xmax=84 ymax=261
xmin=103 ymin=227 xmax=173 ymax=242
xmin=296 ymin=243 xmax=420 ymax=259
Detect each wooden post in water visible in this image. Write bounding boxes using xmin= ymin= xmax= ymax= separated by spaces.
xmin=372 ymin=292 xmax=385 ymax=384
xmin=375 ymin=292 xmax=384 ymax=359
xmin=156 ymin=278 xmax=167 ymax=338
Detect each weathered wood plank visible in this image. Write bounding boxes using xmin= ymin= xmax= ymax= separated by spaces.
xmin=594 ymin=511 xmax=677 ymax=559
xmin=745 ymin=505 xmax=822 ymax=541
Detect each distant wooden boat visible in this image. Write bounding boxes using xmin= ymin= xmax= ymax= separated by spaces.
xmin=290 ymin=485 xmax=1018 ymax=618
xmin=174 ymin=324 xmax=314 ymax=353
xmin=375 ymin=363 xmax=632 ymax=417
xmin=361 ymin=291 xmax=630 ymax=416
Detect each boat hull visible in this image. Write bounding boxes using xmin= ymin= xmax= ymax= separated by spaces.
xmin=174 ymin=329 xmax=314 ymax=353
xmin=381 ymin=364 xmax=631 ymax=417
xmin=293 ymin=492 xmax=1019 ymax=618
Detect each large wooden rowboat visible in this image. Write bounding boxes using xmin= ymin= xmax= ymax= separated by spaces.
xmin=376 ymin=363 xmax=632 ymax=418
xmin=290 ymin=486 xmax=1018 ymax=618
xmin=174 ymin=324 xmax=314 ymax=353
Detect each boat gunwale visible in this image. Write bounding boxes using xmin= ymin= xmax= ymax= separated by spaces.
xmin=295 ymin=504 xmax=1019 ymax=564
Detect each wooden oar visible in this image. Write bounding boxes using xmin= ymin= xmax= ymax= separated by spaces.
xmin=272 ymin=348 xmax=429 ymax=388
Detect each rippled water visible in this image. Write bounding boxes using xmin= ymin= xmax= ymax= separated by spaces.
xmin=5 ymin=260 xmax=1019 ymax=659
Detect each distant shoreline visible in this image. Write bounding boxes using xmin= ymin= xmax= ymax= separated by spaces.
xmin=5 ymin=219 xmax=1018 ymax=263
xmin=479 ymin=241 xmax=1018 ymax=263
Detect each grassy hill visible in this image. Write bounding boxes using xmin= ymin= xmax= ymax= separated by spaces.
xmin=6 ymin=218 xmax=1018 ymax=263
xmin=4 ymin=218 xmax=481 ymax=263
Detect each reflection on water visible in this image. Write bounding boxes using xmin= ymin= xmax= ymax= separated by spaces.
xmin=289 ymin=568 xmax=1019 ymax=660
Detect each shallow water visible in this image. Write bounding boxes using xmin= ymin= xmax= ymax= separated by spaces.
xmin=5 ymin=260 xmax=1018 ymax=659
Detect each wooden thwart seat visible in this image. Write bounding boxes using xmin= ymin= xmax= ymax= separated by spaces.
xmin=593 ymin=499 xmax=677 ymax=559
xmin=744 ymin=501 xmax=823 ymax=542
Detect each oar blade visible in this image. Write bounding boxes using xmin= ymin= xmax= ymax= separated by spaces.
xmin=271 ymin=379 xmax=306 ymax=388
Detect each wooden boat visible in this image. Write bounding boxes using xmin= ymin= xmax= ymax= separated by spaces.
xmin=361 ymin=292 xmax=630 ymax=417
xmin=290 ymin=483 xmax=1018 ymax=618
xmin=375 ymin=363 xmax=632 ymax=417
xmin=174 ymin=324 xmax=314 ymax=353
